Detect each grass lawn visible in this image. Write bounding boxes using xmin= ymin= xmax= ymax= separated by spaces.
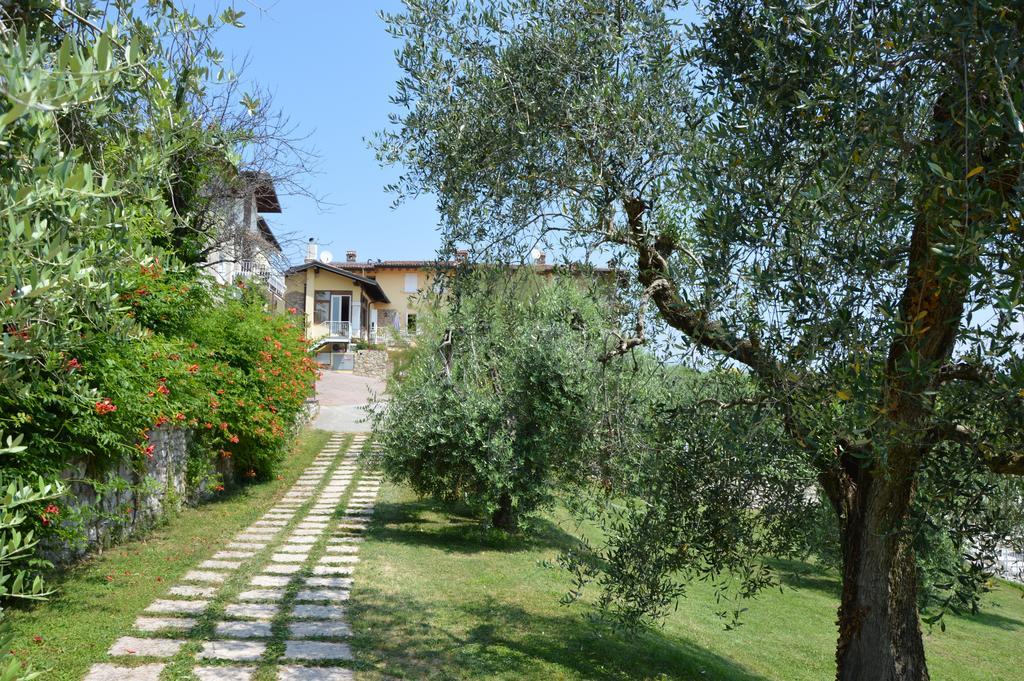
xmin=350 ymin=484 xmax=1024 ymax=681
xmin=3 ymin=428 xmax=333 ymax=680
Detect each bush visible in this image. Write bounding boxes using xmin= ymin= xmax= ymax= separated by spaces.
xmin=0 ymin=469 xmax=62 ymax=681
xmin=371 ymin=272 xmax=609 ymax=531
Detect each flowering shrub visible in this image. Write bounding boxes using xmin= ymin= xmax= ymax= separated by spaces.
xmin=79 ymin=266 xmax=318 ymax=480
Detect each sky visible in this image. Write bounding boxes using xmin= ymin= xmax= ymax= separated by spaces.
xmin=208 ymin=1 xmax=441 ymax=266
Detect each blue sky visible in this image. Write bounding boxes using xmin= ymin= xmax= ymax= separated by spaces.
xmin=210 ymin=1 xmax=440 ymax=265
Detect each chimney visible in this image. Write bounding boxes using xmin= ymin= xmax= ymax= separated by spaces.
xmin=455 ymin=249 xmax=469 ymax=263
xmin=346 ymin=250 xmax=357 ymax=263
xmin=305 ymin=238 xmax=318 ymax=262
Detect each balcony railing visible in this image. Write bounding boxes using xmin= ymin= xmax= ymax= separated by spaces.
xmin=327 ymin=320 xmax=351 ymax=339
xmin=237 ymin=259 xmax=284 ymax=297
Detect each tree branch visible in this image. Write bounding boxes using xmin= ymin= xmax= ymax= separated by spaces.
xmin=621 ymin=196 xmax=781 ymax=381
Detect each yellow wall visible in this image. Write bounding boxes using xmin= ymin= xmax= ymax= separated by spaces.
xmin=285 ymin=264 xmax=450 ymax=347
xmin=284 ymin=268 xmax=365 ymax=343
xmin=367 ymin=268 xmax=436 ymax=340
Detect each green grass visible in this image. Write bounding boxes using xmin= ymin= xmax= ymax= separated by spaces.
xmin=4 ymin=428 xmax=333 ymax=680
xmin=350 ymin=484 xmax=1024 ymax=681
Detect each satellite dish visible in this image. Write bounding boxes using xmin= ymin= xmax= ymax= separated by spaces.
xmin=530 ymin=248 xmax=543 ymax=262
xmin=319 ymin=250 xmax=334 ymax=264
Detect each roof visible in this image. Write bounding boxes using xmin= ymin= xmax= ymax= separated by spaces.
xmin=284 ymin=261 xmax=391 ymax=304
xmin=240 ymin=171 xmax=282 ymax=213
xmin=256 ymin=216 xmax=281 ymax=251
xmin=341 ymin=260 xmax=613 ymax=274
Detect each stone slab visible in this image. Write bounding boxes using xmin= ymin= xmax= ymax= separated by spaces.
xmin=200 ymin=560 xmax=243 ymax=570
xmin=84 ymin=663 xmax=165 ymax=681
xmin=288 ymin=620 xmax=352 ymax=639
xmin=264 ymin=563 xmax=304 ymax=575
xmin=272 ymin=552 xmax=310 ymax=562
xmin=215 ymin=620 xmax=273 ymax=638
xmin=168 ymin=585 xmax=218 ymax=598
xmin=108 ymin=636 xmax=184 ymax=657
xmin=228 ymin=542 xmax=268 ymax=550
xmin=215 ymin=551 xmax=257 ymax=560
xmin=294 ymin=589 xmax=349 ymax=602
xmin=319 ymin=555 xmax=359 ymax=564
xmin=194 ymin=667 xmax=257 ymax=681
xmin=323 ymin=545 xmax=360 ymax=554
xmin=251 ymin=574 xmax=292 ymax=587
xmin=183 ymin=570 xmax=228 ymax=583
xmin=291 ymin=604 xmax=347 ymax=620
xmin=312 ymin=565 xmax=353 ymax=576
xmin=224 ymin=603 xmax=279 ymax=620
xmin=197 ymin=639 xmax=267 ymax=662
xmin=282 ymin=640 xmax=352 ymax=661
xmin=145 ymin=599 xmax=208 ymax=615
xmin=133 ymin=616 xmax=197 ymax=632
xmin=237 ymin=589 xmax=285 ymax=601
xmin=285 ymin=536 xmax=318 ymax=544
xmin=304 ymin=577 xmax=352 ymax=589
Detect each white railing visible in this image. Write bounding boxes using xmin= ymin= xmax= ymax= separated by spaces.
xmin=237 ymin=259 xmax=285 ymax=297
xmin=327 ymin=320 xmax=351 ymax=339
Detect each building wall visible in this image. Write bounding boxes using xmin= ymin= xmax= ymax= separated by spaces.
xmin=367 ymin=267 xmax=436 ymax=340
xmin=285 ymin=267 xmax=371 ymax=344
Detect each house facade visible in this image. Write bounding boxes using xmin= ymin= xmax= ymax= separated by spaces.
xmin=283 ymin=242 xmax=436 ymax=368
xmin=204 ymin=171 xmax=287 ymax=308
xmin=284 ymin=241 xmax=614 ymax=368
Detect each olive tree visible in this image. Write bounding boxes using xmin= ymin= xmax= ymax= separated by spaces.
xmin=371 ymin=271 xmax=609 ymax=531
xmin=375 ymin=1 xmax=1024 ymax=679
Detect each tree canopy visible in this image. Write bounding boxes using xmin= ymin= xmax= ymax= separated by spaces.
xmin=376 ymin=2 xmax=1024 ymax=679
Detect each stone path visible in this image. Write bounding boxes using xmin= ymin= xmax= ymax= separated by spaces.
xmin=84 ymin=433 xmax=382 ymax=680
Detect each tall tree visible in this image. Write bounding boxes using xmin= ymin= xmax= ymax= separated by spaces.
xmin=375 ymin=1 xmax=1024 ymax=679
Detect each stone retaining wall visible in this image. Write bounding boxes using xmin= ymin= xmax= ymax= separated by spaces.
xmin=50 ymin=426 xmax=229 ymax=564
xmin=352 ymin=349 xmax=389 ymax=380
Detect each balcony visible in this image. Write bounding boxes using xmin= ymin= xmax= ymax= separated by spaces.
xmin=237 ymin=259 xmax=285 ymax=298
xmin=326 ymin=320 xmax=351 ymax=340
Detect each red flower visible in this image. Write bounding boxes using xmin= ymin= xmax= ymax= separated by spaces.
xmin=144 ymin=444 xmax=156 ymax=458
xmin=66 ymin=358 xmax=81 ymax=371
xmin=174 ymin=412 xmax=185 ymax=421
xmin=95 ymin=398 xmax=117 ymax=415
xmin=156 ymin=384 xmax=170 ymax=396
xmin=187 ymin=364 xmax=199 ymax=373
xmin=219 ymin=422 xmax=228 ymax=431
xmin=154 ymin=415 xmax=169 ymax=426
xmin=287 ymin=306 xmax=298 ymax=314
xmin=229 ymin=435 xmax=239 ymax=444
xmin=45 ymin=504 xmax=60 ymax=515
xmin=33 ymin=635 xmax=42 ymax=644
xmin=214 ymin=484 xmax=225 ymax=492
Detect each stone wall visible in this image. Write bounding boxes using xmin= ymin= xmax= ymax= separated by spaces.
xmin=352 ymin=349 xmax=389 ymax=380
xmin=49 ymin=426 xmax=228 ymax=565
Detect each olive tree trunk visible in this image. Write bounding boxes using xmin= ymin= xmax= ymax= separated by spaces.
xmin=834 ymin=472 xmax=928 ymax=681
xmin=491 ymin=491 xmax=518 ymax=532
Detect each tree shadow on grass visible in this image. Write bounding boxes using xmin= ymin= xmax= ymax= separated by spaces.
xmin=350 ymin=586 xmax=770 ymax=681
xmin=954 ymin=607 xmax=1024 ymax=632
xmin=370 ymin=498 xmax=584 ymax=556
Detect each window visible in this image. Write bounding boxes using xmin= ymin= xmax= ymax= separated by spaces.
xmin=313 ymin=291 xmax=350 ymax=324
xmin=403 ymin=273 xmax=419 ymax=293
xmin=314 ymin=291 xmax=330 ymax=324
xmin=406 ymin=313 xmax=417 ymax=334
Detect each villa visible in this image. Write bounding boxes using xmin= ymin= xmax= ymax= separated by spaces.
xmin=284 ymin=240 xmax=611 ymax=369
xmin=283 ymin=241 xmax=439 ymax=368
